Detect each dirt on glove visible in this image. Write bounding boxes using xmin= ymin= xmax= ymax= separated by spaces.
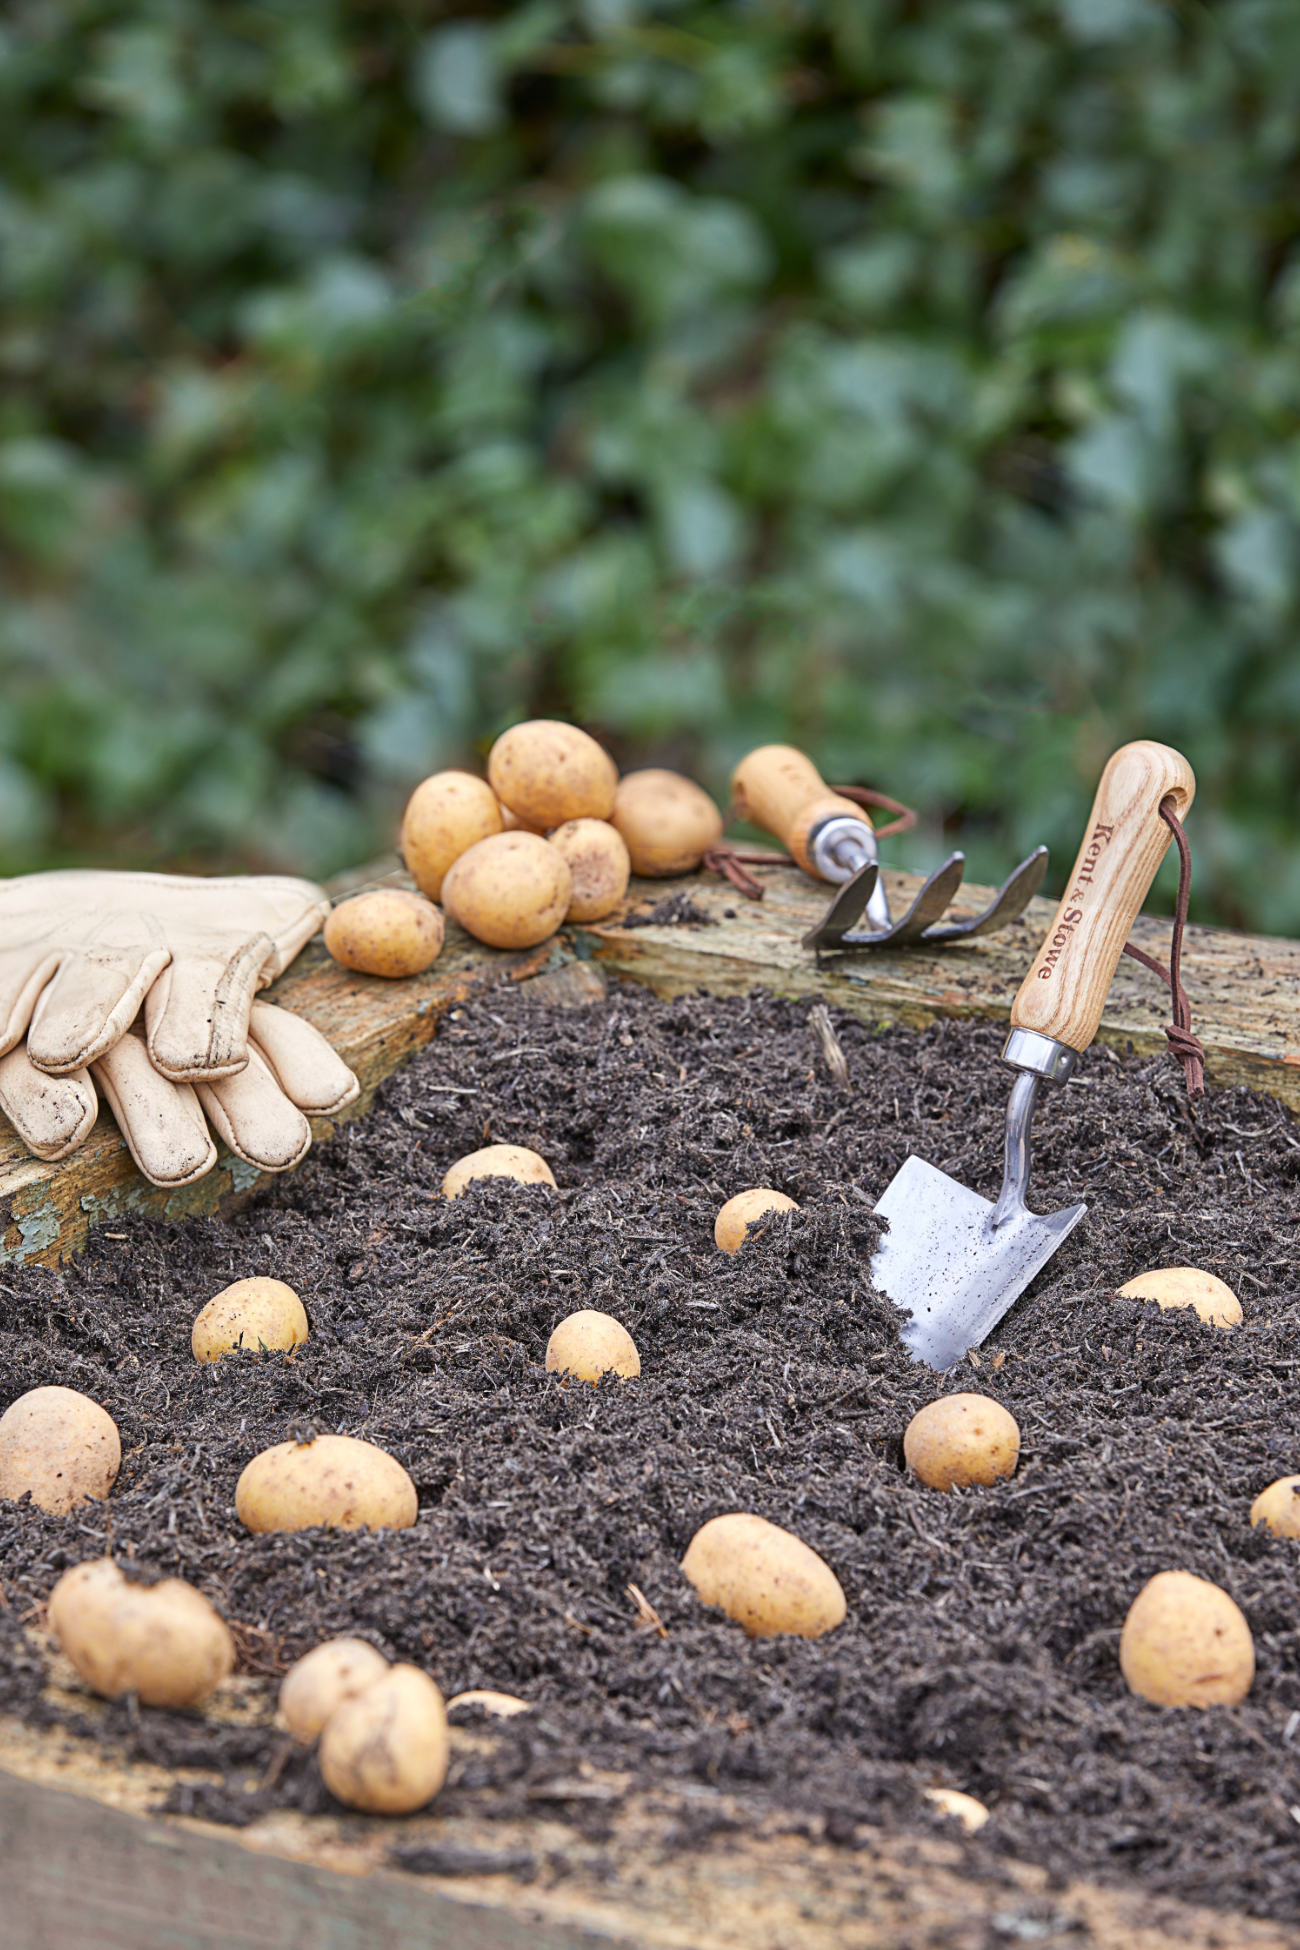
xmin=3 ymin=980 xmax=1300 ymax=1926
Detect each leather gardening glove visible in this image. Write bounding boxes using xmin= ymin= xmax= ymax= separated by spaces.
xmin=0 ymin=872 xmax=359 ymax=1186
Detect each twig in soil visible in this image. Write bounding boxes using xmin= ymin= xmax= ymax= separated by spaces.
xmin=809 ymin=1004 xmax=850 ymax=1089
xmin=627 ymin=1583 xmax=669 ymax=1639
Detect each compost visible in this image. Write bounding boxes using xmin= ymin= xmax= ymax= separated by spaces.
xmin=4 ymin=980 xmax=1300 ymax=1925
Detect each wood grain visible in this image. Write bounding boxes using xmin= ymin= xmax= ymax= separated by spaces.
xmin=1013 ymin=742 xmax=1197 ymax=1051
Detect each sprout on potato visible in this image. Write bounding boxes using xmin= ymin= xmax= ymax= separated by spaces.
xmin=279 ymin=1638 xmax=390 ymax=1743
xmin=680 ymin=1511 xmax=846 ymax=1639
xmin=904 ymin=1395 xmax=1020 ymax=1492
xmin=235 ymin=1434 xmax=418 ymax=1534
xmin=400 ymin=771 xmax=502 ymax=900
xmin=1117 ymin=1266 xmax=1241 ymax=1329
xmin=548 ymin=818 xmax=630 ymax=922
xmin=0 ymin=1386 xmax=120 ymax=1515
xmin=442 ymin=1144 xmax=556 ymax=1199
xmin=192 ymin=1277 xmax=309 ymax=1365
xmin=1119 ymin=1569 xmax=1254 ymax=1707
xmin=612 ymin=769 xmax=724 ymax=878
xmin=441 ymin=833 xmax=572 ymax=950
xmin=323 ymin=889 xmax=445 ymax=978
xmin=48 ymin=1559 xmax=234 ymax=1708
xmin=487 ymin=720 xmax=617 ymax=829
xmin=714 ymin=1189 xmax=797 ymax=1255
xmin=545 ymin=1310 xmax=640 ymax=1385
xmin=319 ymin=1663 xmax=450 ymax=1814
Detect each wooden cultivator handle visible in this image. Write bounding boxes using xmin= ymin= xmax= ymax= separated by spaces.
xmin=729 ymin=746 xmax=873 ymax=880
xmin=1012 ymin=741 xmax=1195 ymax=1055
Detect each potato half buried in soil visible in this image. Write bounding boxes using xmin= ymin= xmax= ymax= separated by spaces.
xmin=681 ymin=1512 xmax=845 ymax=1639
xmin=236 ymin=1434 xmax=417 ymax=1534
xmin=545 ymin=1310 xmax=640 ymax=1385
xmin=904 ymin=1395 xmax=1020 ymax=1491
xmin=924 ymin=1788 xmax=990 ymax=1833
xmin=1117 ymin=1266 xmax=1241 ymax=1329
xmin=280 ymin=1638 xmax=390 ymax=1742
xmin=0 ymin=1386 xmax=120 ymax=1515
xmin=401 ymin=771 xmax=502 ymax=900
xmin=446 ymin=1689 xmax=531 ymax=1719
xmin=548 ymin=818 xmax=630 ymax=922
xmin=319 ymin=1663 xmax=449 ymax=1814
xmin=442 ymin=1143 xmax=556 ymax=1199
xmin=487 ymin=720 xmax=617 ymax=829
xmin=441 ymin=832 xmax=571 ymax=950
xmin=714 ymin=1188 xmax=797 ymax=1254
xmin=612 ymin=769 xmax=724 ymax=878
xmin=192 ymin=1277 xmax=309 ymax=1364
xmin=49 ymin=1559 xmax=234 ymax=1708
xmin=1119 ymin=1570 xmax=1254 ymax=1707
xmin=323 ymin=889 xmax=444 ymax=978
xmin=1250 ymin=1476 xmax=1300 ymax=1538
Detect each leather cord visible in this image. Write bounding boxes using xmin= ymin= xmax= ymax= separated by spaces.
xmin=1121 ymin=802 xmax=1205 ymax=1098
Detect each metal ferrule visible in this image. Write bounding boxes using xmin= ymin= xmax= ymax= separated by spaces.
xmin=808 ymin=813 xmax=876 ymax=883
xmin=1001 ymin=1027 xmax=1080 ymax=1085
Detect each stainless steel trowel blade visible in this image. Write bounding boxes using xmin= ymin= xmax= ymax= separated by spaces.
xmin=873 ymin=1156 xmax=1086 ymax=1371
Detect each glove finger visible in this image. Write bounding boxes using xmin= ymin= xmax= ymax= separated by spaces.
xmin=92 ymin=1038 xmax=218 ymax=1189
xmin=27 ymin=924 xmax=171 ymax=1075
xmin=144 ymin=935 xmax=278 ymax=1081
xmin=0 ymin=948 xmax=65 ymax=1058
xmin=249 ymin=1002 xmax=360 ymax=1117
xmin=196 ymin=1046 xmax=312 ymax=1173
xmin=0 ymin=1046 xmax=98 ymax=1161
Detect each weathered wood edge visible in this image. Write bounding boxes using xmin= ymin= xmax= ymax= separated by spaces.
xmin=4 ymin=857 xmax=1299 ymax=1270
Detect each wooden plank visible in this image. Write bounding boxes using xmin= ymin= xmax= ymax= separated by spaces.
xmin=3 ymin=856 xmax=1299 ymax=1271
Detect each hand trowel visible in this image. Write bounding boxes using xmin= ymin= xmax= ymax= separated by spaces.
xmin=874 ymin=740 xmax=1196 ymax=1371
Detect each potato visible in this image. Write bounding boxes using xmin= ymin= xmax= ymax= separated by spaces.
xmin=1117 ymin=1266 xmax=1241 ymax=1329
xmin=612 ymin=769 xmax=724 ymax=878
xmin=904 ymin=1394 xmax=1020 ymax=1492
xmin=446 ymin=1689 xmax=531 ymax=1719
xmin=498 ymin=802 xmax=546 ymax=835
xmin=441 ymin=832 xmax=572 ymax=950
xmin=192 ymin=1277 xmax=309 ymax=1365
xmin=545 ymin=1310 xmax=641 ymax=1385
xmin=488 ymin=720 xmax=618 ymax=829
xmin=1119 ymin=1569 xmax=1254 ymax=1707
xmin=0 ymin=1385 xmax=120 ymax=1515
xmin=279 ymin=1637 xmax=389 ymax=1743
xmin=400 ymin=771 xmax=502 ymax=900
xmin=1250 ymin=1476 xmax=1300 ymax=1538
xmin=235 ymin=1433 xmax=417 ymax=1534
xmin=548 ymin=818 xmax=630 ymax=922
xmin=714 ymin=1188 xmax=798 ymax=1255
xmin=319 ymin=1663 xmax=450 ymax=1814
xmin=48 ymin=1559 xmax=234 ymax=1708
xmin=442 ymin=1143 xmax=556 ymax=1199
xmin=924 ymin=1787 xmax=989 ymax=1834
xmin=681 ymin=1511 xmax=846 ymax=1639
xmin=323 ymin=889 xmax=444 ymax=978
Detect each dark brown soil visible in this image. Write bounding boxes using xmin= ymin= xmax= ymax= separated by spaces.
xmin=4 ymin=981 xmax=1300 ymax=1923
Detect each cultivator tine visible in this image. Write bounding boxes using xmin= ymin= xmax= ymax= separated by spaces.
xmin=801 ymin=861 xmax=881 ymax=950
xmin=919 ymin=846 xmax=1050 ymax=944
xmin=804 ymin=845 xmax=1051 ymax=956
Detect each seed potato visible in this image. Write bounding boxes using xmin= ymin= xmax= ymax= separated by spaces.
xmin=1117 ymin=1266 xmax=1241 ymax=1329
xmin=279 ymin=1638 xmax=390 ymax=1743
xmin=904 ymin=1395 xmax=1020 ymax=1492
xmin=1119 ymin=1569 xmax=1254 ymax=1707
xmin=192 ymin=1277 xmax=309 ymax=1365
xmin=612 ymin=769 xmax=724 ymax=877
xmin=48 ymin=1559 xmax=234 ymax=1708
xmin=545 ymin=1310 xmax=641 ymax=1385
xmin=487 ymin=720 xmax=618 ymax=829
xmin=681 ymin=1511 xmax=846 ymax=1639
xmin=400 ymin=771 xmax=502 ymax=899
xmin=235 ymin=1434 xmax=417 ymax=1534
xmin=924 ymin=1787 xmax=989 ymax=1833
xmin=548 ymin=818 xmax=630 ymax=922
xmin=441 ymin=832 xmax=572 ymax=950
xmin=1250 ymin=1475 xmax=1300 ymax=1538
xmin=0 ymin=1385 xmax=120 ymax=1515
xmin=323 ymin=889 xmax=444 ymax=978
xmin=714 ymin=1188 xmax=798 ymax=1255
xmin=442 ymin=1143 xmax=556 ymax=1199
xmin=446 ymin=1689 xmax=531 ymax=1719
xmin=319 ymin=1663 xmax=450 ymax=1815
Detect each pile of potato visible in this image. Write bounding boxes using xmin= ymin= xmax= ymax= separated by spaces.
xmin=324 ymin=720 xmax=724 ymax=976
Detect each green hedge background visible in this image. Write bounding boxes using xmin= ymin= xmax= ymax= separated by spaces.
xmin=3 ymin=0 xmax=1299 ymax=929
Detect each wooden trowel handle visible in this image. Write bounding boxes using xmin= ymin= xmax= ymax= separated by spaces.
xmin=730 ymin=745 xmax=872 ymax=879
xmin=1011 ymin=740 xmax=1195 ymax=1054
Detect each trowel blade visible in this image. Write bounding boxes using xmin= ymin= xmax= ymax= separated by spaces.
xmin=872 ymin=1155 xmax=1086 ymax=1372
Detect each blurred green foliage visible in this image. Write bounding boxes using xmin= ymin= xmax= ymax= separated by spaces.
xmin=3 ymin=0 xmax=1300 ymax=929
